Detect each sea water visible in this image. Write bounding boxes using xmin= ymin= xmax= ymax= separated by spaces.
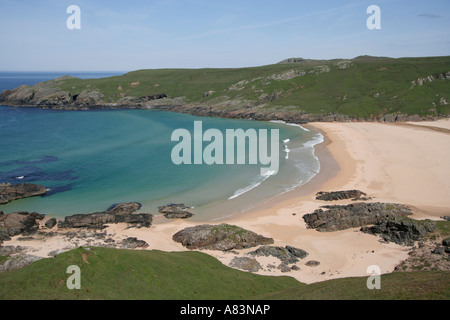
xmin=0 ymin=73 xmax=323 ymax=220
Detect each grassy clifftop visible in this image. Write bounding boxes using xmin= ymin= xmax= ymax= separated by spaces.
xmin=1 ymin=56 xmax=449 ymax=121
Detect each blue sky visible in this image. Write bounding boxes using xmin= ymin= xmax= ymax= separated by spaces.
xmin=0 ymin=0 xmax=449 ymax=71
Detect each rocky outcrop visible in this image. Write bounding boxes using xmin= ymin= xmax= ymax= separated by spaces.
xmin=229 ymin=257 xmax=262 ymax=272
xmin=278 ymin=58 xmax=305 ymax=64
xmin=0 ymin=253 xmax=42 ymax=272
xmin=305 ymin=260 xmax=320 ymax=267
xmin=0 ymin=183 xmax=47 ymax=204
xmin=58 ymin=202 xmax=152 ymax=229
xmin=315 ymin=190 xmax=367 ymax=201
xmin=44 ymin=218 xmax=57 ymax=229
xmin=411 ymin=71 xmax=450 ymax=87
xmin=158 ymin=203 xmax=193 ymax=219
xmin=0 ymin=211 xmax=45 ymax=241
xmin=360 ymin=216 xmax=436 ymax=246
xmin=395 ymin=240 xmax=450 ymax=272
xmin=0 ymin=245 xmax=26 ymax=256
xmin=249 ymin=245 xmax=308 ymax=264
xmin=116 ymin=94 xmax=168 ymax=106
xmin=172 ymin=224 xmax=274 ymax=251
xmin=119 ymin=237 xmax=149 ymax=249
xmin=74 ymin=89 xmax=105 ymax=106
xmin=302 ymin=202 xmax=413 ymax=232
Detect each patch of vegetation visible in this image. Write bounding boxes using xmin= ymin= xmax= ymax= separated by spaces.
xmin=0 ymin=256 xmax=8 ymax=265
xmin=0 ymin=247 xmax=299 ymax=300
xmin=252 ymin=271 xmax=450 ymax=300
xmin=53 ymin=56 xmax=450 ymax=119
xmin=0 ymin=247 xmax=448 ymax=300
xmin=427 ymin=220 xmax=450 ymax=241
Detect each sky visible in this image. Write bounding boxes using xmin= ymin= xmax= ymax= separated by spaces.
xmin=0 ymin=0 xmax=449 ymax=72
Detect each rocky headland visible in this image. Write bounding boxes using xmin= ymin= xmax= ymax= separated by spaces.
xmin=0 ymin=183 xmax=47 ymax=204
xmin=1 ymin=56 xmax=448 ymax=123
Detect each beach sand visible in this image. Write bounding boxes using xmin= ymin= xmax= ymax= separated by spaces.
xmin=5 ymin=119 xmax=450 ymax=284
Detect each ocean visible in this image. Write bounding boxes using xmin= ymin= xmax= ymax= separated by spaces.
xmin=0 ymin=72 xmax=323 ymax=220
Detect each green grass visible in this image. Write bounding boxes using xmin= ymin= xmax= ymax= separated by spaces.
xmin=51 ymin=56 xmax=450 ymax=119
xmin=252 ymin=271 xmax=449 ymax=300
xmin=0 ymin=247 xmax=300 ymax=300
xmin=0 ymin=247 xmax=448 ymax=300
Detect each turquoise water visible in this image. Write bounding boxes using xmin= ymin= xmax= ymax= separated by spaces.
xmin=0 ymin=106 xmax=323 ymax=220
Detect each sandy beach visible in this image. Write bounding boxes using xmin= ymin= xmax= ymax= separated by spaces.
xmin=5 ymin=119 xmax=450 ymax=284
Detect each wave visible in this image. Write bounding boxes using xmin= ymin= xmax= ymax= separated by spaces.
xmin=270 ymin=120 xmax=310 ymax=132
xmin=301 ymin=133 xmax=324 ymax=149
xmin=228 ymin=170 xmax=276 ymax=200
xmin=283 ymin=139 xmax=290 ymax=159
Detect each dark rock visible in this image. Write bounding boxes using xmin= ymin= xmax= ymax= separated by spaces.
xmin=0 ymin=183 xmax=47 ymax=204
xmin=0 ymin=245 xmax=26 ymax=256
xmin=291 ymin=265 xmax=300 ymax=271
xmin=441 ymin=216 xmax=450 ymax=222
xmin=315 ymin=190 xmax=367 ymax=201
xmin=44 ymin=217 xmax=57 ymax=229
xmin=360 ymin=216 xmax=436 ymax=246
xmin=229 ymin=257 xmax=262 ymax=272
xmin=172 ymin=224 xmax=274 ymax=251
xmin=303 ymin=202 xmax=413 ymax=232
xmin=277 ymin=263 xmax=291 ymax=273
xmin=286 ymin=245 xmax=309 ymax=259
xmin=159 ymin=203 xmax=193 ymax=219
xmin=17 ymin=236 xmax=36 ymax=241
xmin=58 ymin=202 xmax=152 ymax=229
xmin=107 ymin=202 xmax=142 ymax=215
xmin=249 ymin=245 xmax=308 ymax=264
xmin=305 ymin=260 xmax=320 ymax=267
xmin=442 ymin=237 xmax=450 ymax=247
xmin=0 ymin=211 xmax=45 ymax=241
xmin=120 ymin=237 xmax=149 ymax=249
xmin=432 ymin=244 xmax=445 ymax=255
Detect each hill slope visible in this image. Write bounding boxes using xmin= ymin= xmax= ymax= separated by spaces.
xmin=0 ymin=247 xmax=448 ymax=300
xmin=0 ymin=56 xmax=449 ymax=122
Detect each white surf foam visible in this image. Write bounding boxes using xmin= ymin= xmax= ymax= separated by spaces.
xmin=228 ymin=170 xmax=276 ymax=200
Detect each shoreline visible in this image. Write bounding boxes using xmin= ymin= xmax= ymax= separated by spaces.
xmin=2 ymin=118 xmax=450 ymax=284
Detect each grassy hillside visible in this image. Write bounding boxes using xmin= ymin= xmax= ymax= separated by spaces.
xmin=54 ymin=56 xmax=450 ymax=119
xmin=253 ymin=271 xmax=449 ymax=300
xmin=0 ymin=247 xmax=448 ymax=300
xmin=0 ymin=247 xmax=299 ymax=300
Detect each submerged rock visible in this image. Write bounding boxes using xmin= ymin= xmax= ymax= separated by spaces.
xmin=302 ymin=202 xmax=413 ymax=232
xmin=172 ymin=224 xmax=274 ymax=251
xmin=0 ymin=183 xmax=47 ymax=204
xmin=58 ymin=202 xmax=152 ymax=229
